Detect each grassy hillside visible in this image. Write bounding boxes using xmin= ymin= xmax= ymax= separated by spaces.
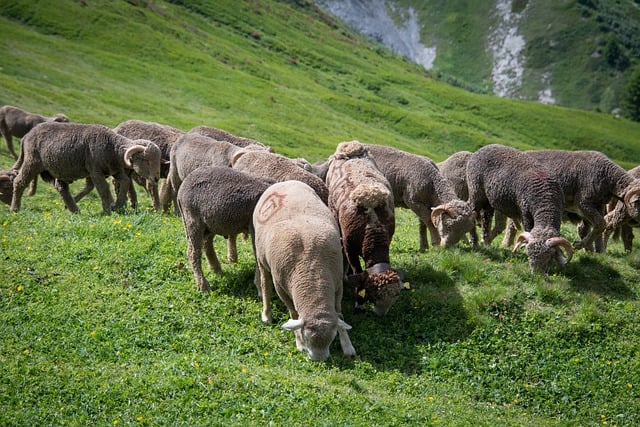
xmin=1 ymin=0 xmax=640 ymax=425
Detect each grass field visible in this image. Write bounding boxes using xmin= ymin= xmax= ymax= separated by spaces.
xmin=1 ymin=1 xmax=640 ymax=425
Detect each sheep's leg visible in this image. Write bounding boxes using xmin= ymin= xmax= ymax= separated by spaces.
xmin=338 ymin=326 xmax=356 ymax=358
xmin=74 ymin=178 xmax=94 ymax=203
xmin=248 ymin=231 xmax=262 ymax=297
xmin=226 ymin=234 xmax=238 ymax=263
xmin=501 ymin=217 xmax=520 ymax=248
xmin=184 ymin=223 xmax=209 ymax=293
xmin=203 ymin=233 xmax=222 ymax=274
xmin=4 ymin=132 xmax=18 ymax=160
xmin=492 ymin=211 xmax=508 ymax=242
xmin=480 ymin=208 xmax=494 ymax=245
xmin=10 ymin=164 xmax=40 ymax=212
xmin=145 ymin=179 xmax=161 ymax=211
xmin=159 ymin=179 xmax=174 ymax=213
xmin=109 ymin=173 xmax=128 ymax=211
xmin=53 ymin=179 xmax=80 ymax=213
xmin=258 ymin=263 xmax=273 ymax=323
xmin=127 ymin=179 xmax=139 ymax=210
xmin=576 ymin=206 xmax=605 ymax=252
xmin=621 ymin=224 xmax=634 ymax=252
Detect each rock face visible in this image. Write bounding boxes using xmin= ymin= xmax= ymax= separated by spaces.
xmin=315 ymin=0 xmax=436 ymax=70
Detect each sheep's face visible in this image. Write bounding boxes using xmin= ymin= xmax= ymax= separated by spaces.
xmin=0 ymin=170 xmax=16 ymax=205
xmin=433 ymin=201 xmax=477 ymax=247
xmin=361 ymin=269 xmax=404 ymax=316
xmin=130 ymin=141 xmax=162 ymax=183
xmin=515 ymin=232 xmax=573 ymax=274
xmin=283 ymin=317 xmax=336 ymax=361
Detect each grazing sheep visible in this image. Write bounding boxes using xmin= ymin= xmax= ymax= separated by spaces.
xmin=231 ymin=150 xmax=329 ymax=204
xmin=366 ymin=144 xmax=476 ymax=250
xmin=177 ymin=166 xmax=274 ymax=293
xmin=112 ymin=119 xmax=183 ymax=210
xmin=519 ymin=150 xmax=640 ymax=253
xmin=604 ymin=165 xmax=640 ymax=251
xmin=466 ymin=144 xmax=573 ymax=273
xmin=437 ymin=150 xmax=507 ymax=243
xmin=253 ymin=180 xmax=356 ymax=361
xmin=10 ymin=122 xmax=161 ymax=215
xmin=189 ymin=125 xmax=273 ymax=151
xmin=325 ymin=141 xmax=403 ymax=316
xmin=0 ymin=105 xmax=69 ymax=159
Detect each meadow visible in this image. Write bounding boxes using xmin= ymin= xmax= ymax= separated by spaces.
xmin=1 ymin=0 xmax=639 ymax=425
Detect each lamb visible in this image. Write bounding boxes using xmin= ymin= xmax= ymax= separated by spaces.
xmin=177 ymin=166 xmax=274 ymax=293
xmin=514 ymin=150 xmax=640 ymax=253
xmin=231 ymin=150 xmax=329 ymax=204
xmin=0 ymin=105 xmax=70 ymax=159
xmin=253 ymin=180 xmax=356 ymax=361
xmin=466 ymin=144 xmax=573 ymax=273
xmin=365 ymin=144 xmax=476 ymax=250
xmin=325 ymin=141 xmax=404 ymax=316
xmin=604 ymin=165 xmax=640 ymax=251
xmin=112 ymin=119 xmax=183 ymax=210
xmin=10 ymin=122 xmax=161 ymax=215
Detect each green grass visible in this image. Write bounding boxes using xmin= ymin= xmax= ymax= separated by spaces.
xmin=1 ymin=0 xmax=640 ymax=425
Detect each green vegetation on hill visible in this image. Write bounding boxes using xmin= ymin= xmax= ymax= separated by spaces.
xmin=1 ymin=1 xmax=639 ymax=425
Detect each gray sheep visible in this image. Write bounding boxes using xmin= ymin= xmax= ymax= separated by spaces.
xmin=10 ymin=122 xmax=161 ymax=215
xmin=177 ymin=166 xmax=274 ymax=293
xmin=604 ymin=165 xmax=640 ymax=251
xmin=231 ymin=150 xmax=329 ymax=204
xmin=466 ymin=144 xmax=573 ymax=273
xmin=366 ymin=144 xmax=476 ymax=250
xmin=253 ymin=180 xmax=356 ymax=361
xmin=0 ymin=105 xmax=70 ymax=159
xmin=325 ymin=141 xmax=404 ymax=316
xmin=112 ymin=119 xmax=183 ymax=210
xmin=517 ymin=150 xmax=640 ymax=253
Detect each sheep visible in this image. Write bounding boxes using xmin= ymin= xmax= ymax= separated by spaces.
xmin=509 ymin=150 xmax=640 ymax=253
xmin=231 ymin=150 xmax=329 ymax=204
xmin=365 ymin=144 xmax=476 ymax=250
xmin=437 ymin=150 xmax=507 ymax=244
xmin=466 ymin=144 xmax=573 ymax=273
xmin=0 ymin=105 xmax=70 ymax=159
xmin=253 ymin=180 xmax=356 ymax=361
xmin=325 ymin=141 xmax=404 ymax=316
xmin=604 ymin=165 xmax=640 ymax=251
xmin=10 ymin=122 xmax=161 ymax=215
xmin=112 ymin=119 xmax=183 ymax=210
xmin=177 ymin=166 xmax=274 ymax=293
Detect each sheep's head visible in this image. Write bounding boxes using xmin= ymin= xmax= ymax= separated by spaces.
xmin=431 ymin=200 xmax=477 ymax=247
xmin=334 ymin=140 xmax=368 ymax=160
xmin=282 ymin=316 xmax=351 ymax=361
xmin=0 ymin=170 xmax=16 ymax=205
xmin=51 ymin=113 xmax=70 ymax=123
xmin=351 ymin=263 xmax=405 ymax=316
xmin=513 ymin=231 xmax=573 ymax=274
xmin=124 ymin=140 xmax=162 ymax=182
xmin=623 ymin=182 xmax=640 ymax=222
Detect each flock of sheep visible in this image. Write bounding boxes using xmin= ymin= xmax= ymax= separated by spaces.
xmin=2 ymin=104 xmax=640 ymax=361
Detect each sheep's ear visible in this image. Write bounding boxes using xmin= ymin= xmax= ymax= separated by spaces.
xmin=282 ymin=318 xmax=304 ymax=331
xmin=338 ymin=319 xmax=352 ymax=331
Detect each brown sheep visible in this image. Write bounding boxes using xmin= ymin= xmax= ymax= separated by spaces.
xmin=0 ymin=105 xmax=69 ymax=159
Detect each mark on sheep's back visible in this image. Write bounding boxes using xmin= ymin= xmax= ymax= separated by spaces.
xmin=256 ymin=192 xmax=286 ymax=225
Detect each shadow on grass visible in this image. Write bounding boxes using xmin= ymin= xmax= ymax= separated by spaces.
xmin=564 ymin=255 xmax=635 ymax=299
xmin=331 ymin=260 xmax=472 ymax=374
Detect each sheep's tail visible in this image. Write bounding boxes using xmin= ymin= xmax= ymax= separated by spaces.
xmin=350 ymin=183 xmax=390 ymax=209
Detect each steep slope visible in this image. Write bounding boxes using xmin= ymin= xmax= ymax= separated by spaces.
xmin=0 ymin=0 xmax=639 ymax=169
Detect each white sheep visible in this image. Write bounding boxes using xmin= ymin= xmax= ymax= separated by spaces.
xmin=253 ymin=180 xmax=356 ymax=361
